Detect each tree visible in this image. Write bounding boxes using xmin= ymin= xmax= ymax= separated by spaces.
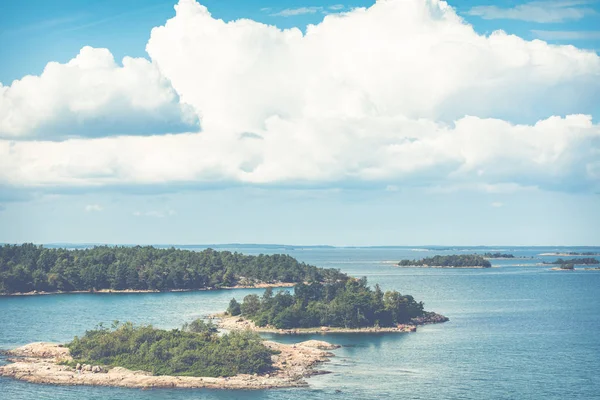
xmin=228 ymin=298 xmax=242 ymax=316
xmin=241 ymin=294 xmax=261 ymax=317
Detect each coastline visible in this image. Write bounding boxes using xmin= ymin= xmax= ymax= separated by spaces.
xmin=213 ymin=312 xmax=449 ymax=335
xmin=0 ymin=341 xmax=337 ymax=390
xmin=0 ymin=282 xmax=296 ymax=297
xmin=395 ymin=265 xmax=490 ymax=269
xmin=540 ymin=253 xmax=600 ymax=256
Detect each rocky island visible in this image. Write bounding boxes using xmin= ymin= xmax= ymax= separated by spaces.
xmin=0 ymin=321 xmax=338 ymax=390
xmin=397 ymin=254 xmax=492 ymax=268
xmin=216 ymin=279 xmax=448 ymax=333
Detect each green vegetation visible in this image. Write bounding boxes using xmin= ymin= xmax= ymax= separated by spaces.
xmin=66 ymin=321 xmax=274 ymax=377
xmin=559 ymin=264 xmax=575 ymax=270
xmin=546 ymin=258 xmax=599 ymax=265
xmin=0 ymin=244 xmax=346 ymax=294
xmin=231 ymin=278 xmax=429 ymax=329
xmin=398 ymin=254 xmax=491 ymax=268
xmin=483 ymin=252 xmax=514 ymax=258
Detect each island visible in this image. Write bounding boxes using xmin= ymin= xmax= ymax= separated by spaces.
xmin=397 ymin=255 xmax=492 ymax=268
xmin=0 ymin=320 xmax=338 ymax=389
xmin=551 ymin=263 xmax=575 ymax=271
xmin=0 ymin=244 xmax=346 ymax=295
xmin=215 ymin=278 xmax=448 ymax=333
xmin=540 ymin=252 xmax=600 ymax=256
xmin=543 ymin=258 xmax=599 ymax=266
xmin=482 ymin=252 xmax=515 ymax=259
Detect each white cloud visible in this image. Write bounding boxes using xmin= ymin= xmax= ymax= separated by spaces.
xmin=0 ymin=114 xmax=598 ymax=191
xmin=329 ymin=5 xmax=345 ymax=11
xmin=133 ymin=209 xmax=176 ymax=218
xmin=532 ymin=30 xmax=600 ymax=40
xmin=270 ymin=7 xmax=323 ymax=17
xmin=84 ymin=204 xmax=103 ymax=212
xmin=466 ymin=1 xmax=596 ymax=23
xmin=491 ymin=202 xmax=504 ymax=208
xmin=1 ymin=0 xmax=600 ymax=193
xmin=0 ymin=46 xmax=198 ymax=139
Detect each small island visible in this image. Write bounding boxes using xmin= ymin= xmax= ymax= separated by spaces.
xmin=551 ymin=263 xmax=575 ymax=271
xmin=397 ymin=255 xmax=491 ymax=268
xmin=543 ymin=258 xmax=599 ymax=266
xmin=482 ymin=252 xmax=515 ymax=259
xmin=0 ymin=320 xmax=338 ymax=390
xmin=0 ymin=244 xmax=345 ymax=295
xmin=215 ymin=278 xmax=448 ymax=333
xmin=540 ymin=252 xmax=600 ymax=256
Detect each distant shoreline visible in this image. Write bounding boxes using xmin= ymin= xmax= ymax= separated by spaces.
xmin=395 ymin=265 xmax=490 ymax=269
xmin=0 ymin=283 xmax=295 ymax=297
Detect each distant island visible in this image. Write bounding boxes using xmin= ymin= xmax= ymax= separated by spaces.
xmin=397 ymin=254 xmax=491 ymax=268
xmin=216 ymin=278 xmax=448 ymax=333
xmin=0 ymin=320 xmax=337 ymax=389
xmin=543 ymin=258 xmax=599 ymax=266
xmin=551 ymin=264 xmax=575 ymax=271
xmin=0 ymin=244 xmax=346 ymax=295
xmin=540 ymin=252 xmax=600 ymax=256
xmin=482 ymin=252 xmax=515 ymax=259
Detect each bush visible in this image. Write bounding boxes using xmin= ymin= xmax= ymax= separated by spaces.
xmin=67 ymin=321 xmax=274 ymax=377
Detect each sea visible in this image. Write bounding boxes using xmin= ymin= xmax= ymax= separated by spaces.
xmin=1 ymin=246 xmax=599 ymax=400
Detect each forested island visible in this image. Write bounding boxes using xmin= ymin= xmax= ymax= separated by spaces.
xmin=0 ymin=244 xmax=345 ymax=295
xmin=544 ymin=258 xmax=599 ymax=266
xmin=220 ymin=278 xmax=448 ymax=332
xmin=0 ymin=320 xmax=338 ymax=389
xmin=397 ymin=254 xmax=491 ymax=268
xmin=482 ymin=252 xmax=515 ymax=259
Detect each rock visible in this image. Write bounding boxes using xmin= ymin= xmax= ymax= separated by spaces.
xmin=76 ymin=363 xmax=81 ymax=370
xmin=297 ymin=340 xmax=340 ymax=350
xmin=91 ymin=366 xmax=103 ymax=373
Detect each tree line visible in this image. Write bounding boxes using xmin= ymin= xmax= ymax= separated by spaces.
xmin=67 ymin=320 xmax=273 ymax=377
xmin=0 ymin=244 xmax=346 ymax=294
xmin=227 ymin=278 xmax=427 ymax=329
xmin=545 ymin=257 xmax=599 ymax=265
xmin=398 ymin=254 xmax=491 ymax=268
xmin=483 ymin=252 xmax=515 ymax=258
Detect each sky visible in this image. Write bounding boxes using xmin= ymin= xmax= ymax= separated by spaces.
xmin=0 ymin=0 xmax=599 ymax=246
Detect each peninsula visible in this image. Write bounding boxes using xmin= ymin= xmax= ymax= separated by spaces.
xmin=0 ymin=321 xmax=338 ymax=390
xmin=397 ymin=254 xmax=492 ymax=268
xmin=216 ymin=278 xmax=448 ymax=333
xmin=0 ymin=244 xmax=346 ymax=295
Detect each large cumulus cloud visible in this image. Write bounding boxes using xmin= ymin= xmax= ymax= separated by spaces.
xmin=1 ymin=0 xmax=599 ymax=192
xmin=0 ymin=46 xmax=198 ymax=139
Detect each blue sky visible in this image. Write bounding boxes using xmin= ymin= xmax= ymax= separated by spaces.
xmin=0 ymin=0 xmax=599 ymax=245
xmin=2 ymin=0 xmax=599 ymax=84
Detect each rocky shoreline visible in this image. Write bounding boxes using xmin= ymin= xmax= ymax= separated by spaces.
xmin=213 ymin=312 xmax=449 ymax=335
xmin=0 ymin=340 xmax=337 ymax=390
xmin=0 ymin=282 xmax=296 ymax=297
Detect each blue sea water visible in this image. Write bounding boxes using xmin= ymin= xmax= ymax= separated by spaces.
xmin=1 ymin=246 xmax=600 ymax=399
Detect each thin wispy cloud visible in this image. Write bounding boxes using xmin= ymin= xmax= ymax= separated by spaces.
xmin=270 ymin=7 xmax=323 ymax=17
xmin=466 ymin=0 xmax=597 ymax=23
xmin=84 ymin=204 xmax=103 ymax=212
xmin=133 ymin=209 xmax=176 ymax=218
xmin=329 ymin=4 xmax=345 ymax=11
xmin=532 ymin=29 xmax=600 ymax=39
xmin=491 ymin=202 xmax=504 ymax=208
